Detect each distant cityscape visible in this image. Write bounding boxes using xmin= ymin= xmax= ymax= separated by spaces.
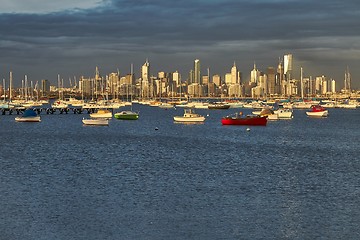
xmin=1 ymin=53 xmax=359 ymax=101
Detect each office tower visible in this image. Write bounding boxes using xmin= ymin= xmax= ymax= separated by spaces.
xmin=231 ymin=62 xmax=238 ymax=84
xmin=142 ymin=59 xmax=150 ymax=81
xmin=266 ymin=67 xmax=275 ymax=95
xmin=173 ymin=71 xmax=180 ymax=86
xmin=41 ymin=79 xmax=50 ymax=96
xmin=344 ymin=67 xmax=351 ymax=92
xmin=194 ymin=59 xmax=201 ymax=84
xmin=212 ymin=74 xmax=221 ymax=87
xmin=225 ymin=73 xmax=232 ymax=85
xmin=250 ymin=62 xmax=259 ymax=84
xmin=284 ymin=54 xmax=293 ymax=80
xmin=331 ymin=79 xmax=336 ymax=93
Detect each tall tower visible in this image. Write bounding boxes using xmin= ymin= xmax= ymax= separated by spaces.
xmin=250 ymin=62 xmax=258 ymax=84
xmin=194 ymin=59 xmax=201 ymax=84
xmin=231 ymin=61 xmax=238 ymax=84
xmin=284 ymin=54 xmax=293 ymax=80
xmin=142 ymin=59 xmax=150 ymax=81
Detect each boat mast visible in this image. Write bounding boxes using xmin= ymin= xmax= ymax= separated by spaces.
xmin=2 ymin=78 xmax=5 ymax=102
xmin=9 ymin=71 xmax=13 ymax=102
xmin=300 ymin=67 xmax=304 ymax=99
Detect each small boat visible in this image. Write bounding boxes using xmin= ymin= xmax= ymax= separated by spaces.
xmin=114 ymin=110 xmax=139 ymax=120
xmin=90 ymin=109 xmax=112 ymax=119
xmin=82 ymin=118 xmax=109 ymax=126
xmin=274 ymin=108 xmax=293 ymax=119
xmin=221 ymin=113 xmax=267 ymax=126
xmin=158 ymin=102 xmax=174 ymax=109
xmin=306 ymin=105 xmax=328 ymax=117
xmin=173 ymin=108 xmax=205 ymax=122
xmin=208 ymin=103 xmax=230 ymax=109
xmin=15 ymin=109 xmax=41 ymax=122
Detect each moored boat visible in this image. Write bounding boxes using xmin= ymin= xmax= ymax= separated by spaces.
xmin=82 ymin=118 xmax=109 ymax=126
xmin=208 ymin=103 xmax=230 ymax=109
xmin=90 ymin=109 xmax=112 ymax=119
xmin=173 ymin=108 xmax=205 ymax=122
xmin=274 ymin=108 xmax=293 ymax=119
xmin=114 ymin=110 xmax=139 ymax=120
xmin=221 ymin=113 xmax=267 ymax=126
xmin=306 ymin=105 xmax=328 ymax=117
xmin=15 ymin=109 xmax=41 ymax=122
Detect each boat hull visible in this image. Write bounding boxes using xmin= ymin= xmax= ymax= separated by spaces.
xmin=114 ymin=111 xmax=139 ymax=120
xmin=208 ymin=104 xmax=230 ymax=109
xmin=173 ymin=116 xmax=205 ymax=122
xmin=82 ymin=119 xmax=109 ymax=126
xmin=15 ymin=116 xmax=41 ymax=122
xmin=306 ymin=110 xmax=328 ymax=117
xmin=221 ymin=116 xmax=267 ymax=126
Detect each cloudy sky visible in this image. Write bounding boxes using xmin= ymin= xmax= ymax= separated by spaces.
xmin=1 ymin=0 xmax=360 ymax=89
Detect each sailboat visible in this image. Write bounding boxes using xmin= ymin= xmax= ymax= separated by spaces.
xmin=15 ymin=109 xmax=41 ymax=122
xmin=114 ymin=64 xmax=139 ymax=120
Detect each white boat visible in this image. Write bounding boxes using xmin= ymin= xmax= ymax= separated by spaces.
xmin=306 ymin=105 xmax=328 ymax=117
xmin=173 ymin=109 xmax=205 ymax=122
xmin=158 ymin=102 xmax=174 ymax=109
xmin=82 ymin=118 xmax=109 ymax=126
xmin=51 ymin=100 xmax=69 ymax=109
xmin=90 ymin=109 xmax=112 ymax=119
xmin=15 ymin=109 xmax=41 ymax=122
xmin=274 ymin=108 xmax=293 ymax=119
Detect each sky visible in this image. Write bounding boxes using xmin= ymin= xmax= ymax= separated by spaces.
xmin=1 ymin=0 xmax=360 ymax=90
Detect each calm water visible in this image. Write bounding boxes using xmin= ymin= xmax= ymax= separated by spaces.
xmin=0 ymin=105 xmax=359 ymax=239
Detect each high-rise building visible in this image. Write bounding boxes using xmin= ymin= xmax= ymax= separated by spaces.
xmin=142 ymin=59 xmax=150 ymax=81
xmin=231 ymin=62 xmax=239 ymax=84
xmin=225 ymin=73 xmax=232 ymax=85
xmin=173 ymin=71 xmax=180 ymax=86
xmin=212 ymin=74 xmax=221 ymax=87
xmin=266 ymin=67 xmax=276 ymax=95
xmin=41 ymin=79 xmax=50 ymax=96
xmin=284 ymin=54 xmax=293 ymax=80
xmin=250 ymin=63 xmax=259 ymax=84
xmin=194 ymin=59 xmax=201 ymax=84
xmin=331 ymin=79 xmax=336 ymax=93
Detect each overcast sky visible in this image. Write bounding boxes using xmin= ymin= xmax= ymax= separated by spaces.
xmin=1 ymin=0 xmax=360 ymax=89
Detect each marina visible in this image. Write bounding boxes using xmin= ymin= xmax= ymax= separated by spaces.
xmin=1 ymin=102 xmax=360 ymax=239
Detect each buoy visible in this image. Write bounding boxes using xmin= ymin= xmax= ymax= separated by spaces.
xmin=246 ymin=128 xmax=251 ymax=131
xmin=206 ymin=114 xmax=209 ymax=117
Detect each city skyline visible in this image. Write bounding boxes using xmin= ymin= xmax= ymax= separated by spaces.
xmin=1 ymin=0 xmax=360 ymax=89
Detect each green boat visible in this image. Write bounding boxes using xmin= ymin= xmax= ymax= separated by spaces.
xmin=114 ymin=110 xmax=139 ymax=120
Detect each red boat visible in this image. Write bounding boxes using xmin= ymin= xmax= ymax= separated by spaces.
xmin=221 ymin=113 xmax=267 ymax=126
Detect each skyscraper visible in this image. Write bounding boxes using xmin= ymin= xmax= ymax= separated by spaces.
xmin=231 ymin=62 xmax=238 ymax=84
xmin=284 ymin=54 xmax=293 ymax=80
xmin=142 ymin=59 xmax=150 ymax=81
xmin=250 ymin=62 xmax=259 ymax=84
xmin=194 ymin=59 xmax=201 ymax=84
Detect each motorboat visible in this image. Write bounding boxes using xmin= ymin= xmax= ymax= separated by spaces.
xmin=51 ymin=100 xmax=69 ymax=109
xmin=158 ymin=102 xmax=174 ymax=109
xmin=306 ymin=105 xmax=328 ymax=117
xmin=82 ymin=118 xmax=109 ymax=126
xmin=90 ymin=109 xmax=112 ymax=119
xmin=221 ymin=113 xmax=267 ymax=126
xmin=208 ymin=103 xmax=230 ymax=109
xmin=114 ymin=110 xmax=139 ymax=120
xmin=273 ymin=108 xmax=293 ymax=119
xmin=15 ymin=109 xmax=41 ymax=122
xmin=173 ymin=109 xmax=205 ymax=122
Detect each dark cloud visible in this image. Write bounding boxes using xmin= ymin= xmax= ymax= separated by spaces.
xmin=0 ymin=0 xmax=360 ymax=89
